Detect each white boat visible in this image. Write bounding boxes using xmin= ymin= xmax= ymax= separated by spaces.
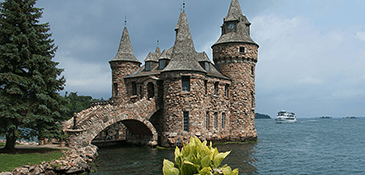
xmin=275 ymin=110 xmax=297 ymax=124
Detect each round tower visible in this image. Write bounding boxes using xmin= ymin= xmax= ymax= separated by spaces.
xmin=109 ymin=27 xmax=141 ymax=105
xmin=211 ymin=0 xmax=258 ymax=141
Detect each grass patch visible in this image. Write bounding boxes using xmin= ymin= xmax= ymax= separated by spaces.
xmin=0 ymin=148 xmax=64 ymax=172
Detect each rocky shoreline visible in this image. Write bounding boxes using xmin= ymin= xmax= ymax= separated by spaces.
xmin=0 ymin=139 xmax=98 ymax=175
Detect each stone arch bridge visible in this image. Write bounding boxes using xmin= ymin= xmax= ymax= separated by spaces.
xmin=63 ymin=98 xmax=158 ymax=148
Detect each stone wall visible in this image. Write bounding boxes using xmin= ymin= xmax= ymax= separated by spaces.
xmin=213 ymin=42 xmax=258 ymax=141
xmin=110 ymin=61 xmax=140 ymax=105
xmin=160 ymin=71 xmax=232 ymax=147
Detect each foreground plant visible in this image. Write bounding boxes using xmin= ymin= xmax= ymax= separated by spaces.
xmin=163 ymin=137 xmax=238 ymax=175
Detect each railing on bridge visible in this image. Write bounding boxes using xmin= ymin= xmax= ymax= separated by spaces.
xmin=90 ymin=100 xmax=114 ymax=107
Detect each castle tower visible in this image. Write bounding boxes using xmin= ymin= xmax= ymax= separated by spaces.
xmin=160 ymin=11 xmax=207 ymax=147
xmin=109 ymin=27 xmax=141 ymax=104
xmin=212 ymin=0 xmax=258 ymax=141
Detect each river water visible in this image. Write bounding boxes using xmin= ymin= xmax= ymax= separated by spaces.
xmin=91 ymin=118 xmax=365 ymax=174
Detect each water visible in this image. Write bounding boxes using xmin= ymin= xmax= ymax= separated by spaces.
xmin=91 ymin=118 xmax=365 ymax=174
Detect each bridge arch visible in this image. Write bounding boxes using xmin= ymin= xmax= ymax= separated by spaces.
xmin=64 ymin=98 xmax=158 ymax=148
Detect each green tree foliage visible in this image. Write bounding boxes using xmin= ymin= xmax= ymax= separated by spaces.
xmin=163 ymin=137 xmax=239 ymax=175
xmin=64 ymin=92 xmax=92 ymax=118
xmin=0 ymin=0 xmax=68 ymax=151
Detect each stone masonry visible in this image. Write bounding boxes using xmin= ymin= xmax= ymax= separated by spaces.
xmin=64 ymin=0 xmax=258 ymax=148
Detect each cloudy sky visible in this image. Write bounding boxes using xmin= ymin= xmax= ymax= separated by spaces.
xmin=28 ymin=0 xmax=365 ymax=118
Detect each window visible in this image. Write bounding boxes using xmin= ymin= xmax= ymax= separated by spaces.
xmin=113 ymin=83 xmax=118 ymax=96
xmin=214 ymin=112 xmax=218 ymax=129
xmin=182 ymin=76 xmax=190 ymax=92
xmin=205 ymin=62 xmax=210 ymax=71
xmin=222 ymin=113 xmax=225 ymax=129
xmin=145 ymin=62 xmax=151 ymax=71
xmin=240 ymin=47 xmax=245 ymax=53
xmin=183 ymin=111 xmax=189 ymax=132
xmin=225 ymin=84 xmax=229 ymax=97
xmin=251 ymin=92 xmax=255 ymax=108
xmin=159 ymin=59 xmax=165 ymax=69
xmin=132 ymin=82 xmax=137 ymax=95
xmin=147 ymin=82 xmax=154 ymax=98
xmin=206 ymin=112 xmax=209 ymax=130
xmin=204 ymin=80 xmax=207 ymax=94
xmin=214 ymin=82 xmax=218 ymax=95
xmin=251 ymin=66 xmax=254 ymax=75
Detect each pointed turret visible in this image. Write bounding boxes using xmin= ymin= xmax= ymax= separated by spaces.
xmin=109 ymin=27 xmax=141 ymax=64
xmin=212 ymin=0 xmax=257 ymax=47
xmin=162 ymin=12 xmax=205 ymax=72
xmin=224 ymin=0 xmax=243 ymax=22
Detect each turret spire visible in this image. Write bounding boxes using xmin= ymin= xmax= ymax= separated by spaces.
xmin=225 ymin=0 xmax=243 ymax=22
xmin=110 ymin=27 xmax=141 ymax=63
xmin=162 ymin=12 xmax=205 ymax=72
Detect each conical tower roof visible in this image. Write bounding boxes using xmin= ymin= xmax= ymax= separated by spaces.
xmin=212 ymin=0 xmax=258 ymax=47
xmin=162 ymin=12 xmax=205 ymax=73
xmin=224 ymin=0 xmax=243 ymax=22
xmin=110 ymin=27 xmax=141 ymax=64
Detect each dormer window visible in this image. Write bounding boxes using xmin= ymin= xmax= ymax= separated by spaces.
xmin=205 ymin=62 xmax=210 ymax=71
xmin=159 ymin=59 xmax=165 ymax=69
xmin=145 ymin=62 xmax=151 ymax=71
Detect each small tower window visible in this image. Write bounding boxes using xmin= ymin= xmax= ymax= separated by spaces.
xmin=182 ymin=76 xmax=190 ymax=92
xmin=206 ymin=112 xmax=209 ymax=130
xmin=225 ymin=84 xmax=229 ymax=97
xmin=251 ymin=91 xmax=255 ymax=108
xmin=145 ymin=62 xmax=151 ymax=71
xmin=204 ymin=80 xmax=207 ymax=94
xmin=214 ymin=112 xmax=218 ymax=129
xmin=240 ymin=47 xmax=245 ymax=53
xmin=132 ymin=82 xmax=137 ymax=95
xmin=222 ymin=113 xmax=225 ymax=129
xmin=183 ymin=111 xmax=189 ymax=132
xmin=251 ymin=66 xmax=254 ymax=75
xmin=214 ymin=82 xmax=218 ymax=95
xmin=147 ymin=82 xmax=154 ymax=98
xmin=113 ymin=83 xmax=118 ymax=96
xmin=159 ymin=59 xmax=165 ymax=69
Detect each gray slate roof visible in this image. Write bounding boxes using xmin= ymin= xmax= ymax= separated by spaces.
xmin=110 ymin=27 xmax=141 ymax=64
xmin=159 ymin=49 xmax=172 ymax=60
xmin=144 ymin=52 xmax=159 ymax=62
xmin=213 ymin=0 xmax=258 ymax=47
xmin=162 ymin=12 xmax=206 ymax=73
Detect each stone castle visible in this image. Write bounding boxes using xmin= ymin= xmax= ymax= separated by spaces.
xmin=64 ymin=0 xmax=258 ymax=148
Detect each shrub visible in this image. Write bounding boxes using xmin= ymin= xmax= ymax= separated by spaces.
xmin=163 ymin=137 xmax=238 ymax=175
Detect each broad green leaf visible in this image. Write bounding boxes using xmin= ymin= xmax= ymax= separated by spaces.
xmin=213 ymin=151 xmax=231 ymax=168
xmin=181 ymin=161 xmax=199 ymax=175
xmin=229 ymin=168 xmax=239 ymax=175
xmin=163 ymin=159 xmax=179 ymax=175
xmin=221 ymin=166 xmax=232 ymax=175
xmin=198 ymin=167 xmax=213 ymax=175
xmin=201 ymin=155 xmax=211 ymax=168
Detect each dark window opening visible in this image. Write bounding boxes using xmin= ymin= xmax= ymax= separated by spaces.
xmin=214 ymin=82 xmax=218 ymax=95
xmin=159 ymin=59 xmax=165 ymax=69
xmin=147 ymin=82 xmax=154 ymax=98
xmin=251 ymin=66 xmax=254 ymax=75
xmin=113 ymin=83 xmax=118 ymax=96
xmin=182 ymin=76 xmax=190 ymax=92
xmin=251 ymin=92 xmax=255 ymax=108
xmin=206 ymin=112 xmax=209 ymax=130
xmin=132 ymin=82 xmax=137 ymax=95
xmin=145 ymin=62 xmax=151 ymax=71
xmin=204 ymin=80 xmax=207 ymax=94
xmin=183 ymin=111 xmax=189 ymax=132
xmin=225 ymin=84 xmax=229 ymax=97
xmin=240 ymin=47 xmax=245 ymax=53
xmin=222 ymin=113 xmax=225 ymax=129
xmin=214 ymin=112 xmax=218 ymax=129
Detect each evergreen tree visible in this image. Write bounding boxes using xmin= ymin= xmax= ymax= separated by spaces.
xmin=64 ymin=92 xmax=93 ymax=117
xmin=0 ymin=0 xmax=68 ymax=151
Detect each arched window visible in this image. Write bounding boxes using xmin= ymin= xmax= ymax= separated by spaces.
xmin=147 ymin=82 xmax=154 ymax=98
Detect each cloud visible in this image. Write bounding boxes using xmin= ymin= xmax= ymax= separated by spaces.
xmin=355 ymin=31 xmax=365 ymax=41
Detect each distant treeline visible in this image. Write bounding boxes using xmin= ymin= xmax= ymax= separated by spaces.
xmin=255 ymin=113 xmax=271 ymax=119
